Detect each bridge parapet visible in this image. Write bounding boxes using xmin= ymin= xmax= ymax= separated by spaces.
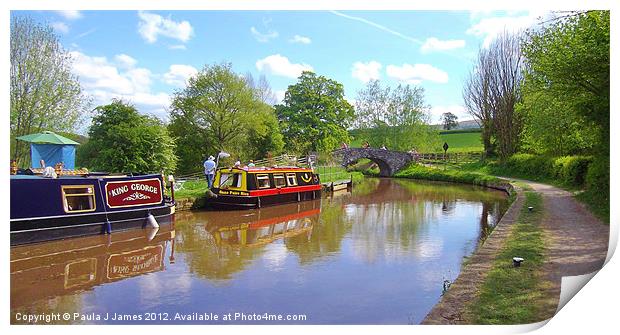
xmin=334 ymin=148 xmax=414 ymax=177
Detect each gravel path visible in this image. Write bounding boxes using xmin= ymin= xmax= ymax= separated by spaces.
xmin=520 ymin=180 xmax=609 ymax=320
xmin=422 ymin=179 xmax=609 ymax=324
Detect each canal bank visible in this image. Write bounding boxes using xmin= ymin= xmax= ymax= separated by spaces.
xmin=402 ymin=166 xmax=610 ymax=325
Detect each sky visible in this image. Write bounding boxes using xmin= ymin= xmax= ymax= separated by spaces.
xmin=12 ymin=10 xmax=551 ymax=125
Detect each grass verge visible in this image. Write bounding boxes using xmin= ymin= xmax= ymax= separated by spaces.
xmin=394 ymin=163 xmax=513 ymax=194
xmin=468 ymin=192 xmax=549 ymax=324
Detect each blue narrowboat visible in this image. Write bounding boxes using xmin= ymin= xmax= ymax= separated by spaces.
xmin=10 ymin=173 xmax=175 ymax=245
xmin=10 ymin=131 xmax=175 ymax=245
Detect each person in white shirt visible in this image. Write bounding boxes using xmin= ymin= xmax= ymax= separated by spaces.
xmin=203 ymin=155 xmax=216 ymax=188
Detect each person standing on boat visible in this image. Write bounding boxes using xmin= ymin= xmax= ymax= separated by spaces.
xmin=204 ymin=155 xmax=216 ymax=189
xmin=248 ymin=160 xmax=255 ymax=167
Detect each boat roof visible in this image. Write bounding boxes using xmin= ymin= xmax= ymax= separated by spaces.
xmin=218 ymin=166 xmax=313 ymax=173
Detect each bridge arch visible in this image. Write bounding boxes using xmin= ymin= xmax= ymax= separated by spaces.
xmin=334 ymin=148 xmax=414 ymax=177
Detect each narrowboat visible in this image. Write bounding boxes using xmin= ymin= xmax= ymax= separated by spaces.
xmin=10 ymin=173 xmax=176 ymax=245
xmin=207 ymin=165 xmax=321 ymax=209
xmin=10 ymin=131 xmax=176 ymax=245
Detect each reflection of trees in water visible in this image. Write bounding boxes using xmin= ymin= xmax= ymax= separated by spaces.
xmin=173 ymin=178 xmax=509 ymax=280
xmin=284 ymin=199 xmax=353 ymax=265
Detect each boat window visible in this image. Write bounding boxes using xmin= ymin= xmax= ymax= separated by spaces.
xmin=256 ymin=174 xmax=270 ymax=188
xmin=62 ymin=185 xmax=96 ymax=213
xmin=274 ymin=174 xmax=286 ymax=188
xmin=286 ymin=173 xmax=298 ymax=186
xmin=220 ymin=173 xmax=242 ymax=188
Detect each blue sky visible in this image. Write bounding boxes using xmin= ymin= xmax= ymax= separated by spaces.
xmin=13 ymin=10 xmax=550 ymax=124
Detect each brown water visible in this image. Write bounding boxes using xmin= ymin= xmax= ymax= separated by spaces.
xmin=10 ymin=178 xmax=509 ymax=325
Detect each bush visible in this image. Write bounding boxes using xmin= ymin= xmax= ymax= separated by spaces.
xmin=490 ymin=154 xmax=592 ymax=187
xmin=585 ymin=157 xmax=609 ymax=197
xmin=552 ymin=156 xmax=593 ymax=186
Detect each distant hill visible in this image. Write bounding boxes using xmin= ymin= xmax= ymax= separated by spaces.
xmin=432 ymin=119 xmax=480 ymax=130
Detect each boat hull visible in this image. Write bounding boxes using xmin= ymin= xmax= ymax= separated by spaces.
xmin=207 ymin=189 xmax=320 ymax=210
xmin=11 ymin=204 xmax=175 ymax=246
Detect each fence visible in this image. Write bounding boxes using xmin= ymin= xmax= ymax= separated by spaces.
xmin=415 ymin=151 xmax=484 ymax=166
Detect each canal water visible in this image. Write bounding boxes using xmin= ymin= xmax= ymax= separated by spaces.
xmin=11 ymin=178 xmax=509 ymax=325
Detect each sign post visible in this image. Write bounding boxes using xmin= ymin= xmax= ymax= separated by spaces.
xmin=443 ymin=142 xmax=449 ymax=170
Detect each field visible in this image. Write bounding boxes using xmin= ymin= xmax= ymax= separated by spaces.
xmin=348 ymin=128 xmax=483 ymax=153
xmin=438 ymin=131 xmax=483 ymax=153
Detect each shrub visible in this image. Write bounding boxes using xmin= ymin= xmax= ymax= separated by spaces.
xmin=490 ymin=154 xmax=592 ymax=187
xmin=552 ymin=156 xmax=593 ymax=186
xmin=500 ymin=154 xmax=554 ymax=178
xmin=585 ymin=157 xmax=609 ymax=198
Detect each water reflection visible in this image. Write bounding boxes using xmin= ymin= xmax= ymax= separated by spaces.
xmin=11 ymin=178 xmax=509 ymax=325
xmin=11 ymin=225 xmax=175 ymax=323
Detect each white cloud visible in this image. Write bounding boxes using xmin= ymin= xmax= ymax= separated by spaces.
xmin=256 ymin=54 xmax=313 ymax=79
xmin=386 ymin=63 xmax=449 ymax=84
xmin=421 ymin=37 xmax=466 ymax=53
xmin=351 ymin=61 xmax=382 ymax=83
xmin=250 ymin=26 xmax=279 ymax=42
xmin=51 ymin=22 xmax=69 ymax=34
xmin=138 ymin=11 xmax=193 ymax=44
xmin=289 ymin=34 xmax=311 ymax=44
xmin=69 ymin=51 xmax=170 ymax=119
xmin=429 ymin=105 xmax=471 ymax=123
xmin=467 ymin=11 xmax=548 ymax=48
xmin=114 ymin=54 xmax=138 ymax=69
xmin=163 ymin=64 xmax=198 ymax=87
xmin=55 ymin=10 xmax=82 ymax=20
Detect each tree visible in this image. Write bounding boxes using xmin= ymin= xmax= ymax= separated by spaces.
xmin=463 ymin=31 xmax=524 ymax=158
xmin=169 ymin=63 xmax=284 ymax=172
xmin=171 ymin=63 xmax=256 ymax=153
xmin=463 ymin=48 xmax=495 ymax=156
xmin=275 ymin=71 xmax=355 ymax=153
xmin=521 ymin=11 xmax=609 ymax=155
xmin=441 ymin=112 xmax=459 ymax=130
xmin=354 ymin=80 xmax=439 ymax=151
xmin=10 ymin=16 xmax=90 ymax=167
xmin=79 ymin=100 xmax=177 ymax=174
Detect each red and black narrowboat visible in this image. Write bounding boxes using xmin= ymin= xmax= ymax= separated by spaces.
xmin=207 ymin=166 xmax=321 ymax=209
xmin=10 ymin=173 xmax=175 ymax=245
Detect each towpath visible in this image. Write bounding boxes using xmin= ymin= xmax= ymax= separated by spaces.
xmin=422 ymin=179 xmax=609 ymax=324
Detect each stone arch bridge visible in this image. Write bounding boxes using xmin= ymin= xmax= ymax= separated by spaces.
xmin=332 ymin=148 xmax=415 ymax=177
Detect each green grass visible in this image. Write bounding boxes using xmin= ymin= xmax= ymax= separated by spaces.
xmin=469 ymin=191 xmax=549 ymax=324
xmin=394 ymin=163 xmax=512 ymax=193
xmin=575 ymin=190 xmax=610 ymax=223
xmin=439 ymin=131 xmax=483 ymax=153
xmin=174 ymin=179 xmax=209 ymax=200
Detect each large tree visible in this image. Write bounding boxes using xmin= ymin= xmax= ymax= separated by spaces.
xmin=79 ymin=100 xmax=177 ymax=174
xmin=354 ymin=80 xmax=438 ymax=151
xmin=463 ymin=31 xmax=524 ymax=159
xmin=10 ymin=16 xmax=90 ymax=167
xmin=169 ymin=63 xmax=283 ymax=172
xmin=521 ymin=11 xmax=609 ymax=155
xmin=171 ymin=63 xmax=255 ymax=152
xmin=276 ymin=71 xmax=354 ymax=154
